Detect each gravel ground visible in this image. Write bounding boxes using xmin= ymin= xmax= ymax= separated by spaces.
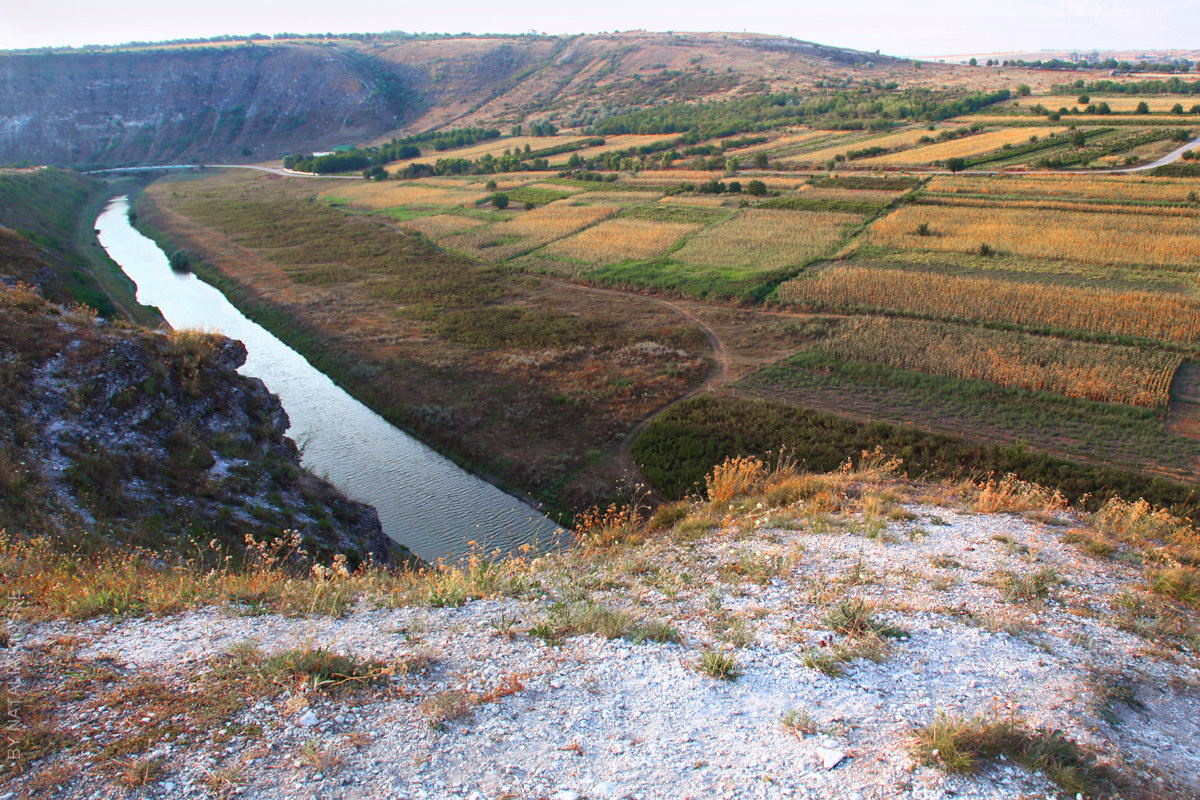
xmin=4 ymin=499 xmax=1199 ymax=800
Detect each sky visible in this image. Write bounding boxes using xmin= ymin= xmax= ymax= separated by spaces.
xmin=2 ymin=0 xmax=1198 ymax=57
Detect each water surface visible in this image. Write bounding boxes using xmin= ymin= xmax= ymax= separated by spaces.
xmin=95 ymin=196 xmax=563 ymax=562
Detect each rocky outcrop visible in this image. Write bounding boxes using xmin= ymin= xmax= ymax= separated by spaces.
xmin=0 ymin=283 xmax=398 ymax=563
xmin=0 ymin=45 xmax=424 ymax=167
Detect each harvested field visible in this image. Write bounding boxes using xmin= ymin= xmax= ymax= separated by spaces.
xmin=780 ymin=128 xmax=953 ymax=165
xmin=320 ymin=183 xmax=489 ymax=210
xmin=399 ymin=214 xmax=488 ymax=239
xmin=925 ymin=175 xmax=1200 ymax=205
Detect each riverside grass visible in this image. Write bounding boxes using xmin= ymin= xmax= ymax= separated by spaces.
xmin=777 ymin=266 xmax=1200 ymax=345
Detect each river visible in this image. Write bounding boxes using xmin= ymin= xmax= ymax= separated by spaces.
xmin=94 ymin=196 xmax=565 ymax=563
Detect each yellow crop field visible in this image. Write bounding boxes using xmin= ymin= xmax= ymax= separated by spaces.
xmin=400 ymin=214 xmax=488 ymax=239
xmin=384 ymin=135 xmax=590 ymax=168
xmin=926 ymin=175 xmax=1200 ymax=205
xmin=319 ymin=183 xmax=489 ymax=210
xmin=818 ymin=317 xmax=1181 ymax=407
xmin=659 ymin=195 xmax=733 ymax=207
xmin=541 ymin=218 xmax=700 ymax=264
xmin=859 ymin=127 xmax=1070 ymax=166
xmin=547 ymin=134 xmax=681 ymax=165
xmin=780 ymin=128 xmax=952 ymax=165
xmin=1021 ymin=96 xmax=1200 ymax=113
xmin=868 ymin=203 xmax=1200 ymax=268
xmin=672 ymin=209 xmax=860 ymax=270
xmin=797 ymin=185 xmax=907 ymax=202
xmin=777 ymin=266 xmax=1200 ymax=345
xmin=915 ymin=195 xmax=1200 ymax=217
xmin=440 ymin=200 xmax=619 ymax=262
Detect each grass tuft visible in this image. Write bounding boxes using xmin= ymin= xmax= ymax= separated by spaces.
xmin=698 ymin=649 xmax=740 ymax=681
xmin=912 ymin=713 xmax=1131 ymax=798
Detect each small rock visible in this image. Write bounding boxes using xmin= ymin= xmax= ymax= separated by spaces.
xmin=551 ymin=791 xmax=581 ymax=800
xmin=816 ymin=746 xmax=846 ymax=770
xmin=298 ymin=710 xmax=319 ymax=728
xmin=592 ymin=782 xmax=623 ymax=798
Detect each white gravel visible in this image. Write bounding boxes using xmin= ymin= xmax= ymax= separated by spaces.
xmin=4 ymin=500 xmax=1199 ymax=799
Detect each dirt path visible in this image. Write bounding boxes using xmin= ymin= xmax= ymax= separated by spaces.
xmin=537 ymin=277 xmax=733 ymax=498
xmin=1167 ymin=364 xmax=1200 ymax=458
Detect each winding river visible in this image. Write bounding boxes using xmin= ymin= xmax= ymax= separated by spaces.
xmin=95 ymin=196 xmax=564 ymax=563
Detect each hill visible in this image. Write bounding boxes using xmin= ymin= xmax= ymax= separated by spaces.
xmin=0 ymin=31 xmax=1064 ymax=168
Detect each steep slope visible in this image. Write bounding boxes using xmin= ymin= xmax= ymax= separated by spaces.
xmin=0 ymin=283 xmax=397 ymax=563
xmin=0 ymin=44 xmax=424 ymax=166
xmin=0 ymin=32 xmax=940 ymax=167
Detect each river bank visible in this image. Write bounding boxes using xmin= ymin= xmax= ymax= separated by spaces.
xmin=96 ymin=193 xmax=561 ymax=563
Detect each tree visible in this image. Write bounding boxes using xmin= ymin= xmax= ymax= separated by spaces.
xmin=168 ymin=250 xmax=191 ymax=272
xmin=946 ymin=157 xmax=967 ymax=173
xmin=753 ymin=152 xmax=769 ymax=169
xmin=746 ymin=179 xmax=767 ymax=196
xmin=1077 ymin=94 xmax=1090 ymax=104
xmin=1017 ymin=84 xmax=1032 ymax=96
xmin=1070 ymin=130 xmax=1087 ymax=148
xmin=1135 ymin=101 xmax=1150 ymax=114
xmin=491 ymin=193 xmax=509 ymax=209
xmin=968 ymin=58 xmax=977 ymax=67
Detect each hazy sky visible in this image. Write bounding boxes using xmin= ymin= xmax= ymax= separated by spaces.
xmin=2 ymin=0 xmax=1197 ymax=57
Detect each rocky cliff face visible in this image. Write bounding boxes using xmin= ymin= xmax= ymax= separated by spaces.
xmin=0 ymin=45 xmax=423 ymax=166
xmin=0 ymin=282 xmax=398 ymax=564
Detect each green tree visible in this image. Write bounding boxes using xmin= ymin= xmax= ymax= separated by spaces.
xmin=491 ymin=193 xmax=509 ymax=209
xmin=946 ymin=157 xmax=967 ymax=173
xmin=1135 ymin=101 xmax=1150 ymax=114
xmin=753 ymin=152 xmax=769 ymax=169
xmin=746 ymin=179 xmax=767 ymax=196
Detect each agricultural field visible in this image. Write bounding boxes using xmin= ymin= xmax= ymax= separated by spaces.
xmin=383 ymin=135 xmax=591 ymax=169
xmin=321 ymin=181 xmax=490 ymax=210
xmin=779 ymin=127 xmax=955 ymax=166
xmin=777 ymin=266 xmax=1200 ymax=345
xmin=815 ymin=317 xmax=1181 ymax=407
xmin=671 ymin=209 xmax=861 ymax=272
xmin=865 ymin=202 xmax=1200 ymax=269
xmin=540 ymin=217 xmax=701 ymax=265
xmin=440 ymin=200 xmax=619 ymax=262
xmin=925 ymin=174 xmax=1200 ymax=205
xmin=857 ymin=127 xmax=1069 ymax=165
xmin=545 ymin=134 xmax=681 ymax=165
xmin=1015 ymin=96 xmax=1200 ymax=113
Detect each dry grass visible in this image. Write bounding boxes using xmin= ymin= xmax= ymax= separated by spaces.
xmin=657 ymin=194 xmax=732 ymax=207
xmin=778 ymin=265 xmax=1200 ymax=345
xmin=818 ymin=317 xmax=1182 ymax=407
xmin=441 ymin=200 xmax=619 ymax=262
xmin=540 ymin=217 xmax=700 ymax=264
xmin=912 ymin=713 xmax=1130 ymax=797
xmin=859 ymin=127 xmax=1069 ymax=166
xmin=972 ymin=474 xmax=1067 ymax=515
xmin=672 ymin=209 xmax=861 ymax=270
xmin=869 ymin=202 xmax=1200 ymax=269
